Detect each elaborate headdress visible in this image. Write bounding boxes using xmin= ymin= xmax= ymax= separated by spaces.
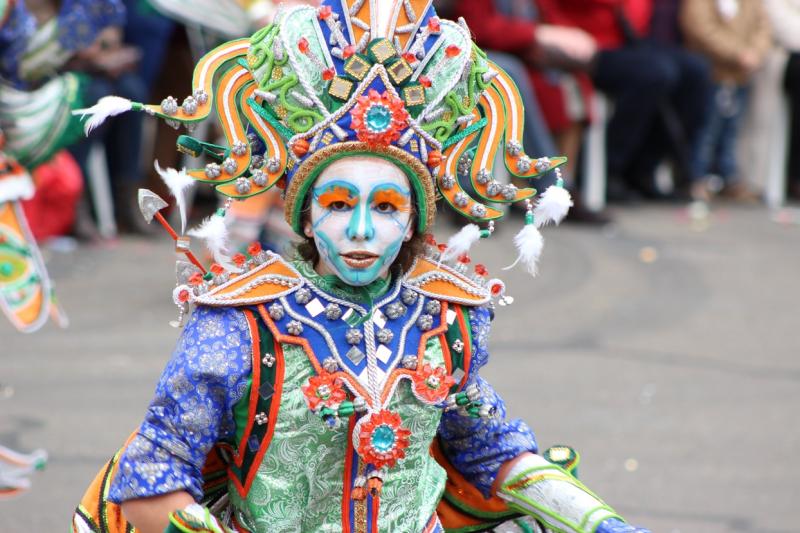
xmin=77 ymin=0 xmax=571 ymax=274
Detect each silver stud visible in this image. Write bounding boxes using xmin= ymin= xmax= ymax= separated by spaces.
xmin=252 ymin=169 xmax=268 ymax=187
xmin=346 ymin=346 xmax=365 ymax=364
xmin=402 ymin=355 xmax=418 ymax=368
xmin=286 ymin=320 xmax=304 ymax=335
xmin=181 ymin=96 xmax=197 ymax=115
xmin=294 ymin=287 xmax=312 ymax=304
xmin=424 ymin=300 xmax=441 ymax=315
xmin=325 ymin=303 xmax=342 ymax=320
xmin=235 ymin=177 xmax=251 ymax=194
xmin=486 ymin=180 xmax=502 ymax=197
xmin=517 ymin=155 xmax=532 ymax=173
xmin=231 ymin=141 xmax=248 ymax=156
xmin=534 ymin=156 xmax=551 ymax=173
xmin=268 ymin=302 xmax=285 ymax=320
xmin=475 ymin=168 xmax=491 ymax=185
xmin=451 ymin=339 xmax=464 ymax=353
xmin=454 ymin=192 xmax=469 ymax=208
xmin=255 ymin=412 xmax=268 ymax=425
xmin=205 ymin=163 xmax=221 ymax=179
xmin=501 ymin=184 xmax=518 ymax=200
xmin=506 ymin=140 xmax=522 ymax=157
xmin=346 ymin=328 xmax=363 ymax=345
xmin=250 ymin=155 xmax=265 ymax=169
xmin=222 ymin=157 xmax=238 ymax=175
xmin=160 ymin=96 xmax=178 ymax=115
xmin=322 ymin=357 xmax=339 ymax=373
xmin=385 ymin=301 xmax=407 ymax=319
xmin=440 ymin=174 xmax=456 ymax=190
xmin=193 ymin=88 xmax=209 ymax=105
xmin=376 ymin=328 xmax=394 ymax=344
xmin=266 ymin=157 xmax=282 ymax=173
xmin=417 ymin=314 xmax=433 ymax=331
xmin=470 ymin=203 xmax=487 ymax=217
xmin=401 ymin=289 xmax=418 ymax=305
xmin=262 ymin=353 xmax=276 ymax=367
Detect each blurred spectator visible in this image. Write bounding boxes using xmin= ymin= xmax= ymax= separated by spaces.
xmin=538 ymin=0 xmax=712 ymax=201
xmin=680 ymin=0 xmax=772 ymax=201
xmin=764 ymin=0 xmax=800 ymax=200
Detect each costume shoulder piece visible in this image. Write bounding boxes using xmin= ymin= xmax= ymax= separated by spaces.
xmin=403 ymin=256 xmax=490 ymax=306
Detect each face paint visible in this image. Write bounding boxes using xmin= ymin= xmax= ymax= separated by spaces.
xmin=307 ymin=156 xmax=413 ymax=286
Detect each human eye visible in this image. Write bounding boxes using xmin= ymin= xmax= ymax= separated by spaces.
xmin=329 ymin=200 xmax=352 ymax=212
xmin=371 ymin=189 xmax=409 ymax=215
xmin=374 ymin=202 xmax=397 ymax=214
xmin=317 ymin=186 xmax=357 ymax=212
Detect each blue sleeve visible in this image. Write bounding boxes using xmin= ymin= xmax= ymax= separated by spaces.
xmin=437 ymin=306 xmax=538 ymax=498
xmin=57 ymin=0 xmax=127 ymax=51
xmin=108 ymin=306 xmax=253 ymax=503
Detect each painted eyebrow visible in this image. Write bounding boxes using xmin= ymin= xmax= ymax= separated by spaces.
xmin=313 ymin=180 xmax=359 ymax=198
xmin=367 ymin=183 xmax=411 ymax=202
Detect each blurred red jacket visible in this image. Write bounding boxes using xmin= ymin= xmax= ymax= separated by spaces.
xmin=451 ymin=0 xmax=538 ymax=53
xmin=537 ymin=0 xmax=653 ymax=49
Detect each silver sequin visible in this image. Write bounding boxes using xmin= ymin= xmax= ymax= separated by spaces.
xmin=425 ymin=300 xmax=441 ymax=315
xmin=286 ymin=320 xmax=303 ymax=335
xmin=401 ymin=289 xmax=418 ymax=305
xmin=322 ymin=357 xmax=339 ymax=372
xmin=535 ymin=156 xmax=551 ymax=173
xmin=440 ymin=174 xmax=456 ymax=190
xmin=252 ymin=169 xmax=268 ymax=187
xmin=454 ymin=192 xmax=469 ymax=208
xmin=376 ymin=328 xmax=394 ymax=344
xmin=205 ymin=163 xmax=221 ymax=179
xmin=470 ymin=203 xmax=487 ymax=217
xmin=486 ymin=180 xmax=502 ymax=197
xmin=402 ymin=355 xmax=418 ymax=368
xmin=417 ymin=314 xmax=433 ymax=331
xmin=181 ymin=96 xmax=197 ymax=115
xmin=193 ymin=88 xmax=209 ymax=105
xmin=346 ymin=346 xmax=365 ymax=364
xmin=235 ymin=177 xmax=251 ymax=194
xmin=295 ymin=287 xmax=312 ymax=304
xmin=161 ymin=96 xmax=178 ymax=115
xmin=346 ymin=328 xmax=363 ymax=345
xmin=517 ymin=155 xmax=532 ymax=173
xmin=222 ymin=158 xmax=238 ymax=175
xmin=475 ymin=168 xmax=491 ymax=185
xmin=231 ymin=141 xmax=248 ymax=156
xmin=325 ymin=303 xmax=342 ymax=320
xmin=506 ymin=140 xmax=522 ymax=157
xmin=385 ymin=301 xmax=407 ymax=319
xmin=268 ymin=302 xmax=285 ymax=320
xmin=501 ymin=184 xmax=518 ymax=200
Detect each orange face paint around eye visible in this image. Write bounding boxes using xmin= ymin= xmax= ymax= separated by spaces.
xmin=317 ymin=186 xmax=358 ymax=209
xmin=372 ymin=189 xmax=410 ymax=212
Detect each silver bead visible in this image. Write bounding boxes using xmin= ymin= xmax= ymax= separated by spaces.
xmin=417 ymin=314 xmax=433 ymax=331
xmin=385 ymin=301 xmax=407 ymax=320
xmin=346 ymin=328 xmax=363 ymax=345
xmin=440 ymin=174 xmax=456 ymax=190
xmin=294 ymin=287 xmax=312 ymax=304
xmin=479 ymin=403 xmax=497 ymax=418
xmin=534 ymin=156 xmax=552 ymax=173
xmin=262 ymin=352 xmax=276 ymax=367
xmin=501 ymin=184 xmax=518 ymax=200
xmin=346 ymin=346 xmax=365 ymax=364
xmin=205 ymin=163 xmax=221 ymax=179
xmin=181 ymin=96 xmax=197 ymax=115
xmin=453 ymin=192 xmax=469 ymax=208
xmin=506 ymin=140 xmax=523 ymax=157
xmin=465 ymin=383 xmax=481 ymax=402
xmin=222 ymin=157 xmax=238 ymax=175
xmin=193 ymin=88 xmax=209 ymax=105
xmin=516 ymin=155 xmax=532 ymax=173
xmin=376 ymin=328 xmax=394 ymax=344
xmin=426 ymin=299 xmax=442 ymax=315
xmin=401 ymin=289 xmax=418 ymax=305
xmin=486 ymin=180 xmax=502 ymax=197
xmin=252 ymin=169 xmax=268 ymax=187
xmin=231 ymin=141 xmax=248 ymax=156
xmin=353 ymin=396 xmax=367 ymax=412
xmin=475 ymin=168 xmax=491 ymax=185
xmin=266 ymin=157 xmax=282 ymax=173
xmin=255 ymin=412 xmax=268 ymax=425
xmin=235 ymin=177 xmax=252 ymax=194
xmin=268 ymin=302 xmax=285 ymax=320
xmin=286 ymin=320 xmax=304 ymax=336
xmin=250 ymin=155 xmax=265 ymax=169
xmin=470 ymin=203 xmax=487 ymax=217
xmin=325 ymin=303 xmax=342 ymax=320
xmin=451 ymin=339 xmax=464 ymax=353
xmin=322 ymin=357 xmax=339 ymax=373
xmin=402 ymin=355 xmax=418 ymax=368
xmin=160 ymin=96 xmax=178 ymax=115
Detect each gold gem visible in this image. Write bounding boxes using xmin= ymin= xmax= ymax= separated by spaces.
xmin=462 ymin=96 xmax=471 ymax=107
xmin=403 ymin=85 xmax=426 ymax=107
xmin=321 ymin=132 xmax=334 ymax=145
xmin=370 ymin=39 xmax=396 ymax=63
xmin=272 ymin=66 xmax=283 ymax=80
xmin=388 ymin=59 xmax=413 ymax=85
xmin=442 ymin=111 xmax=453 ymax=122
xmin=344 ymin=55 xmax=370 ymax=80
xmin=328 ymin=76 xmax=353 ymax=101
xmin=274 ymin=105 xmax=287 ymax=119
xmin=409 ymin=139 xmax=419 ymax=153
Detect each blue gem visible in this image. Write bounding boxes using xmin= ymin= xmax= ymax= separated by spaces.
xmin=366 ymin=105 xmax=391 ymax=132
xmin=371 ymin=424 xmax=396 ymax=453
xmin=248 ymin=435 xmax=260 ymax=452
xmin=259 ymin=381 xmax=274 ymax=400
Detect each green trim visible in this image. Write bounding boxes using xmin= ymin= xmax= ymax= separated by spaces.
xmin=288 ymin=149 xmax=430 ymax=235
xmin=441 ymin=117 xmax=487 ymax=150
xmin=246 ymin=97 xmax=294 ymax=140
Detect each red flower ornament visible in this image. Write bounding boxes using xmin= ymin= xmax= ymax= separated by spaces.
xmin=350 ymin=89 xmax=409 ymax=147
xmin=412 ymin=364 xmax=455 ymax=403
xmin=357 ymin=410 xmax=411 ymax=469
xmin=302 ymin=372 xmax=347 ymax=412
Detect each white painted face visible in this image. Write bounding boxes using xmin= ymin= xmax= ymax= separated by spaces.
xmin=304 ymin=156 xmax=414 ymax=286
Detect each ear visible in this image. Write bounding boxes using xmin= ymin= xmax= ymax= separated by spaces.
xmin=303 ymin=219 xmax=314 ymax=238
xmin=403 ymin=224 xmax=414 ymax=242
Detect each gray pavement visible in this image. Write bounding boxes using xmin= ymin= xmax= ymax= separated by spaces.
xmin=2 ymin=204 xmax=799 ymax=532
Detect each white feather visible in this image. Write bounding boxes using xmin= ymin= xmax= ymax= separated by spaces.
xmin=0 ymin=173 xmax=34 ymax=203
xmin=154 ymin=161 xmax=195 ymax=234
xmin=72 ymin=96 xmax=133 ymax=134
xmin=533 ymin=185 xmax=573 ymax=227
xmin=440 ymin=224 xmax=482 ymax=263
xmin=188 ymin=213 xmax=239 ymax=272
xmin=503 ymin=224 xmax=544 ymax=276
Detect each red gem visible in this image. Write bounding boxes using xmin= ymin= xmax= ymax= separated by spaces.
xmin=474 ymin=264 xmax=488 ymax=277
xmin=490 ymin=282 xmax=503 ymax=296
xmin=424 ymin=234 xmax=437 ymax=246
xmin=457 ymin=253 xmax=470 ymax=264
xmin=445 ymin=45 xmax=461 ymax=58
xmin=402 ymin=52 xmax=416 ymax=63
xmin=247 ymin=242 xmax=262 ymax=256
xmin=427 ymin=150 xmax=442 ymax=168
xmin=210 ymin=263 xmax=225 ymax=276
xmin=177 ymin=289 xmax=191 ymax=303
xmin=318 ymin=5 xmax=332 ymax=19
xmin=343 ymin=45 xmax=356 ymax=59
xmin=297 ymin=37 xmax=310 ymax=54
xmin=292 ymin=138 xmax=310 ymax=157
xmin=233 ymin=253 xmax=247 ymax=267
xmin=419 ymin=75 xmax=432 ymax=88
xmin=188 ymin=272 xmax=204 ymax=286
xmin=437 ymin=243 xmax=448 ymax=253
xmin=427 ymin=17 xmax=441 ymax=33
xmin=322 ymin=67 xmax=335 ymax=81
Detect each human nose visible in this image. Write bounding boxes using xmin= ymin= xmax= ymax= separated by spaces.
xmin=345 ymin=204 xmax=375 ymax=241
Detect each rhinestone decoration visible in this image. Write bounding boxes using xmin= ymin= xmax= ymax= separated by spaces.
xmin=440 ymin=174 xmax=456 ymax=190
xmin=458 ymin=154 xmax=473 ymax=176
xmin=470 ymin=203 xmax=487 ymax=217
xmin=252 ymin=169 xmax=268 ymax=187
xmin=454 ymin=192 xmax=469 ymax=207
xmin=287 ymin=320 xmax=304 ymax=335
xmin=506 ymin=140 xmax=522 ymax=156
xmin=267 ymin=157 xmax=282 ymax=173
xmin=325 ymin=303 xmax=342 ymax=320
xmin=160 ymin=96 xmax=178 ymax=115
xmin=295 ymin=287 xmax=312 ymax=304
xmin=262 ymin=352 xmax=276 ymax=367
xmin=232 ymin=141 xmax=248 ymax=156
xmin=346 ymin=328 xmax=363 ymax=345
xmin=535 ymin=156 xmax=551 ymax=173
xmin=181 ymin=96 xmax=197 ymax=115
xmin=193 ymin=88 xmax=209 ymax=105
xmin=417 ymin=314 xmax=433 ymax=331
xmin=517 ymin=155 xmax=532 ymax=173
xmin=222 ymin=157 xmax=238 ymax=175
xmin=376 ymin=328 xmax=394 ymax=344
xmin=486 ymin=180 xmax=502 ymax=197
xmin=501 ymin=184 xmax=518 ymax=200
xmin=475 ymin=168 xmax=491 ymax=185
xmin=347 ymin=346 xmax=366 ymax=364
xmin=235 ymin=177 xmax=252 ymax=194
xmin=402 ymin=355 xmax=418 ymax=368
xmin=451 ymin=339 xmax=464 ymax=353
xmin=255 ymin=412 xmax=268 ymax=425
xmin=205 ymin=163 xmax=221 ymax=179
xmin=385 ymin=301 xmax=407 ymax=320
xmin=268 ymin=302 xmax=285 ymax=320
xmin=250 ymin=154 xmax=265 ymax=169
xmin=322 ymin=357 xmax=339 ymax=373
xmin=401 ymin=289 xmax=418 ymax=305
xmin=425 ymin=300 xmax=441 ymax=315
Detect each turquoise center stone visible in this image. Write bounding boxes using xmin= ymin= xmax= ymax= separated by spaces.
xmin=0 ymin=262 xmax=11 ymax=277
xmin=371 ymin=424 xmax=396 ymax=453
xmin=366 ymin=105 xmax=391 ymax=132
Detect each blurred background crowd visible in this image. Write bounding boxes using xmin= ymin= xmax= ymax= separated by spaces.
xmin=2 ymin=0 xmax=800 ymax=244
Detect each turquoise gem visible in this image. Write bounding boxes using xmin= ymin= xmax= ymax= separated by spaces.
xmin=366 ymin=105 xmax=391 ymax=132
xmin=0 ymin=263 xmax=12 ymax=277
xmin=371 ymin=424 xmax=396 ymax=453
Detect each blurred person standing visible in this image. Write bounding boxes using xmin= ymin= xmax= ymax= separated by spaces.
xmin=680 ymin=0 xmax=772 ymax=202
xmin=764 ymin=0 xmax=800 ymax=200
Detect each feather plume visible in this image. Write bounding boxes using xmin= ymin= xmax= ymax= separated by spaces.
xmin=188 ymin=213 xmax=239 ymax=272
xmin=440 ymin=224 xmax=481 ymax=263
xmin=533 ymin=185 xmax=573 ymax=227
xmin=503 ymin=224 xmax=544 ymax=276
xmin=72 ymin=96 xmax=133 ymax=134
xmin=154 ymin=161 xmax=195 ymax=234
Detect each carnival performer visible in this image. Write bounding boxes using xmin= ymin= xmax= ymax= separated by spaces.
xmin=72 ymin=2 xmax=651 ymax=532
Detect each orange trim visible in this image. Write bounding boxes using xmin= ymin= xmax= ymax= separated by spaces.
xmin=406 ymin=258 xmax=489 ymax=305
xmin=454 ymin=306 xmax=472 ymax=391
xmin=370 ymin=494 xmax=380 ymax=532
xmin=440 ymin=332 xmax=453 ymax=376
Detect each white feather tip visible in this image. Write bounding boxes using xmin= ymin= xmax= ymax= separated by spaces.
xmin=533 ymin=185 xmax=573 ymax=228
xmin=503 ymin=224 xmax=544 ymax=276
xmin=72 ymin=96 xmax=134 ymax=135
xmin=154 ymin=161 xmax=195 ymax=234
xmin=188 ymin=213 xmax=238 ymax=272
xmin=440 ymin=224 xmax=482 ymax=263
